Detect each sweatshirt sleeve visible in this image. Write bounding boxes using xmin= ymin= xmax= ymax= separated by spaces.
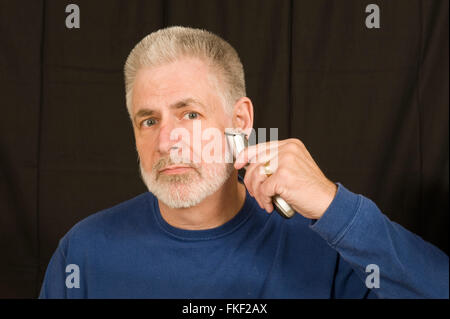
xmin=309 ymin=183 xmax=449 ymax=299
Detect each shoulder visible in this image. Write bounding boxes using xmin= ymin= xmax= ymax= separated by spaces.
xmin=60 ymin=192 xmax=155 ymax=246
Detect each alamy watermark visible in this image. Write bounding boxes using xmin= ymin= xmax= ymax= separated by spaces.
xmin=166 ymin=121 xmax=279 ymax=170
xmin=365 ymin=4 xmax=380 ymax=29
xmin=365 ymin=264 xmax=380 ymax=289
xmin=64 ymin=4 xmax=381 ymax=32
xmin=65 ymin=4 xmax=80 ymax=29
xmin=65 ymin=264 xmax=80 ymax=288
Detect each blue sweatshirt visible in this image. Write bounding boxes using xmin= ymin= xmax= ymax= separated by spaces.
xmin=39 ymin=177 xmax=449 ymax=298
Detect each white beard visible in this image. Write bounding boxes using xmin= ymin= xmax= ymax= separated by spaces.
xmin=139 ymin=156 xmax=235 ymax=209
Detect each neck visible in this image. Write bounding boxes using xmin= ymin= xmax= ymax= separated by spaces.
xmin=158 ymin=171 xmax=247 ymax=230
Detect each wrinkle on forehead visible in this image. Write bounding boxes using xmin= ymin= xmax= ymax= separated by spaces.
xmin=131 ymin=58 xmax=225 ymax=116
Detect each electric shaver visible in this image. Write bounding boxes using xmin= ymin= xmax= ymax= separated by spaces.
xmin=225 ymin=129 xmax=296 ymax=219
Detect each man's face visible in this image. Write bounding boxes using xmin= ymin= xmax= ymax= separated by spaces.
xmin=131 ymin=57 xmax=235 ymax=208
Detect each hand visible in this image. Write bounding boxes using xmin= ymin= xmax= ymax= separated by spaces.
xmin=234 ymin=138 xmax=338 ymax=220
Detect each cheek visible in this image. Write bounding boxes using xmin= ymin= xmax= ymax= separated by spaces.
xmin=196 ymin=127 xmax=228 ymax=163
xmin=136 ymin=139 xmax=156 ymax=169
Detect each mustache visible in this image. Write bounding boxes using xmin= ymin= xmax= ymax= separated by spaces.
xmin=153 ymin=155 xmax=200 ymax=172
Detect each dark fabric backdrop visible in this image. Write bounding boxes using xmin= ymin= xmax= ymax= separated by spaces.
xmin=0 ymin=0 xmax=448 ymax=298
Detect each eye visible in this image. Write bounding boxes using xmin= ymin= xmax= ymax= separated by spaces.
xmin=184 ymin=112 xmax=199 ymax=120
xmin=141 ymin=118 xmax=157 ymax=127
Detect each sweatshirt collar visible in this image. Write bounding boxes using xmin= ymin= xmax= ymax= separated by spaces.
xmin=151 ymin=174 xmax=256 ymax=241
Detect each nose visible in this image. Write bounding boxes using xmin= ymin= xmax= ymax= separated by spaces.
xmin=156 ymin=119 xmax=181 ymax=155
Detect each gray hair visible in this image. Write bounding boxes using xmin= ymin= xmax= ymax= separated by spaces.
xmin=124 ymin=26 xmax=246 ymax=117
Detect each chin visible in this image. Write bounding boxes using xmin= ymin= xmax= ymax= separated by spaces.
xmin=139 ymin=162 xmax=234 ymax=209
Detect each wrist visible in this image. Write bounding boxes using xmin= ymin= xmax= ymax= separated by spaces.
xmin=314 ymin=181 xmax=338 ymax=220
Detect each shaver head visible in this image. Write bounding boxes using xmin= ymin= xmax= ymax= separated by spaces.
xmin=224 ymin=128 xmax=248 ymax=161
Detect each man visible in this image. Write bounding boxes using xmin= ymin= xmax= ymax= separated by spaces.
xmin=39 ymin=26 xmax=448 ymax=298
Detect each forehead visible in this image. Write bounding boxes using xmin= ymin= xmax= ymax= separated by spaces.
xmin=131 ymin=58 xmax=218 ymax=113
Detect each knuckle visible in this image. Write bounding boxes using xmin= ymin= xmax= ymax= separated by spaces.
xmin=282 ymin=152 xmax=296 ymax=163
xmin=259 ymin=181 xmax=268 ymax=196
xmin=290 ymin=138 xmax=304 ymax=149
xmin=277 ymin=167 xmax=290 ymax=179
xmin=274 ymin=183 xmax=286 ymax=196
xmin=263 ymin=196 xmax=272 ymax=204
xmin=251 ymin=179 xmax=260 ymax=195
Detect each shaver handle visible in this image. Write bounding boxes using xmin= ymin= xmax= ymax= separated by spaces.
xmin=272 ymin=195 xmax=296 ymax=218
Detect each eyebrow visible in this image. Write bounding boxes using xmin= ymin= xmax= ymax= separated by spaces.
xmin=133 ymin=98 xmax=206 ymax=124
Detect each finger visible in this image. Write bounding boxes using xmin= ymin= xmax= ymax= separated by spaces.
xmin=234 ymin=141 xmax=281 ymax=170
xmin=236 ymin=138 xmax=306 ymax=169
xmin=250 ymin=164 xmax=271 ymax=206
xmin=263 ymin=198 xmax=274 ymax=214
xmin=256 ymin=189 xmax=274 ymax=213
xmin=259 ymin=171 xmax=287 ymax=207
xmin=243 ymin=160 xmax=262 ymax=198
xmin=254 ymin=184 xmax=273 ymax=213
xmin=242 ymin=152 xmax=278 ymax=197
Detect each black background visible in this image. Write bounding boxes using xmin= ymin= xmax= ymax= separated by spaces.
xmin=0 ymin=0 xmax=448 ymax=298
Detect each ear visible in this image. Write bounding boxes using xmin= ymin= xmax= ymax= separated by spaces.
xmin=232 ymin=97 xmax=254 ymax=136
